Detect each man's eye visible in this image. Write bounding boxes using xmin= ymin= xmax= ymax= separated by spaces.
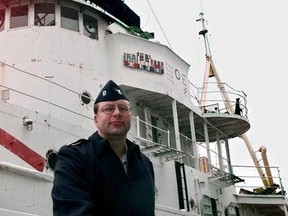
xmin=118 ymin=105 xmax=130 ymax=112
xmin=104 ymin=107 xmax=114 ymax=112
xmin=119 ymin=107 xmax=128 ymax=112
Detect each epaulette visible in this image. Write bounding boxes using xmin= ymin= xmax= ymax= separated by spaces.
xmin=69 ymin=138 xmax=89 ymax=146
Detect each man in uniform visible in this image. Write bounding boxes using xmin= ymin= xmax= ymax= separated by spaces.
xmin=52 ymin=80 xmax=155 ymax=216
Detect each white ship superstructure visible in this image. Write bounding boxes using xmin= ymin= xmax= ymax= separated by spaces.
xmin=0 ymin=0 xmax=287 ymax=215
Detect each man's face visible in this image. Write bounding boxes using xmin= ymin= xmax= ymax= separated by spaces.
xmin=94 ymin=99 xmax=132 ymax=139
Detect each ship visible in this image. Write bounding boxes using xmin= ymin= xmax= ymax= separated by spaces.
xmin=0 ymin=0 xmax=287 ymax=215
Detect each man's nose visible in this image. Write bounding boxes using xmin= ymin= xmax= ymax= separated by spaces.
xmin=112 ymin=106 xmax=121 ymax=115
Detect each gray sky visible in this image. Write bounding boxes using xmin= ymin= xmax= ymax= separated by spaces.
xmin=125 ymin=0 xmax=288 ymax=190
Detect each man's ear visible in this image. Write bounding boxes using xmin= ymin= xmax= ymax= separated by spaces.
xmin=94 ymin=115 xmax=98 ymax=124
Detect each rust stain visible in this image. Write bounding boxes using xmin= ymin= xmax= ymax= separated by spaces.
xmin=0 ymin=63 xmax=5 ymax=85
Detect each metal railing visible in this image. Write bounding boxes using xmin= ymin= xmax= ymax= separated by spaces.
xmin=194 ymin=81 xmax=249 ymax=118
xmin=131 ymin=115 xmax=287 ymax=194
xmin=232 ymin=165 xmax=286 ymax=196
xmin=131 ymin=115 xmax=230 ymax=171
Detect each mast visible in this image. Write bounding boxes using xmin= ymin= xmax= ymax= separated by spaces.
xmin=196 ymin=13 xmax=272 ymax=187
xmin=196 ymin=13 xmax=233 ymax=112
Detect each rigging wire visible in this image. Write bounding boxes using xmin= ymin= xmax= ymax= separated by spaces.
xmin=140 ymin=4 xmax=151 ymax=29
xmin=145 ymin=0 xmax=172 ymax=49
xmin=189 ymin=80 xmax=201 ymax=104
xmin=0 ymin=83 xmax=93 ymax=120
xmin=199 ymin=0 xmax=205 ymax=15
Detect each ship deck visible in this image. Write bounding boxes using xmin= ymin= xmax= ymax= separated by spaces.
xmin=123 ymin=85 xmax=250 ymax=142
xmin=235 ymin=194 xmax=288 ymax=216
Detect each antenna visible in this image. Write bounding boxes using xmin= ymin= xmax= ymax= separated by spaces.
xmin=196 ymin=12 xmax=212 ymax=59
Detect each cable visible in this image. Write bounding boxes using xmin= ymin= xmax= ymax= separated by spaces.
xmin=145 ymin=0 xmax=172 ymax=49
xmin=199 ymin=0 xmax=205 ymax=15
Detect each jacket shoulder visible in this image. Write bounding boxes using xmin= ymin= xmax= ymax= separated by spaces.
xmin=58 ymin=138 xmax=90 ymax=153
xmin=69 ymin=138 xmax=89 ymax=146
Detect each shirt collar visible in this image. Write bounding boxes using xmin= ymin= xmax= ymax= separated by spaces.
xmin=121 ymin=144 xmax=128 ymax=163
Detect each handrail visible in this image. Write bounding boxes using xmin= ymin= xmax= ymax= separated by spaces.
xmin=232 ymin=165 xmax=286 ymax=196
xmin=131 ymin=115 xmax=230 ymax=171
xmin=193 ymin=81 xmax=248 ymax=118
xmin=0 ymin=161 xmax=53 ymax=182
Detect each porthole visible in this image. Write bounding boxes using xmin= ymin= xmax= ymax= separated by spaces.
xmin=83 ymin=13 xmax=98 ymax=39
xmin=46 ymin=149 xmax=58 ymax=171
xmin=81 ymin=91 xmax=92 ymax=105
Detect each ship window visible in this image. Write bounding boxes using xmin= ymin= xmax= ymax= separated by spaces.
xmin=34 ymin=3 xmax=55 ymax=26
xmin=81 ymin=91 xmax=92 ymax=105
xmin=0 ymin=9 xmax=5 ymax=31
xmin=10 ymin=5 xmax=28 ymax=29
xmin=61 ymin=6 xmax=79 ymax=32
xmin=83 ymin=14 xmax=98 ymax=39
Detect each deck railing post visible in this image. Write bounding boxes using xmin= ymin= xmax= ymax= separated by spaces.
xmin=167 ymin=130 xmax=170 ymax=148
xmin=136 ymin=116 xmax=140 ymax=137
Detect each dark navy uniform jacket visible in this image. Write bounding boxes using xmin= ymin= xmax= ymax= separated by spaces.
xmin=52 ymin=132 xmax=155 ymax=216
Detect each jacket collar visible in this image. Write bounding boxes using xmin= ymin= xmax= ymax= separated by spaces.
xmin=89 ymin=131 xmax=142 ymax=159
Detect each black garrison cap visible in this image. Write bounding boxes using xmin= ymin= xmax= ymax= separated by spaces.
xmin=94 ymin=80 xmax=129 ymax=104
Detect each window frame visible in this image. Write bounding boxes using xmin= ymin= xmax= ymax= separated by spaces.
xmin=60 ymin=5 xmax=79 ymax=32
xmin=34 ymin=3 xmax=55 ymax=27
xmin=10 ymin=4 xmax=29 ymax=29
xmin=0 ymin=8 xmax=5 ymax=31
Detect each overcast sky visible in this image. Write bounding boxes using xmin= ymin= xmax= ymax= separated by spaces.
xmin=125 ymin=0 xmax=288 ymax=190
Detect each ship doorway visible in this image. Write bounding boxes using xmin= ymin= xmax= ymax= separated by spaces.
xmin=175 ymin=161 xmax=190 ymax=211
xmin=151 ymin=115 xmax=158 ymax=143
xmin=201 ymin=195 xmax=218 ymax=216
xmin=211 ymin=198 xmax=218 ymax=216
xmin=143 ymin=108 xmax=159 ymax=143
xmin=225 ymin=203 xmax=239 ymax=216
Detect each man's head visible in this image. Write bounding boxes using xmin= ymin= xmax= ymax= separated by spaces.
xmin=94 ymin=80 xmax=131 ymax=140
